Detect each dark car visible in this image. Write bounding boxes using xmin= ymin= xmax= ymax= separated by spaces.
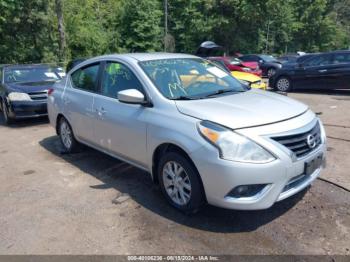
xmin=270 ymin=51 xmax=350 ymax=92
xmin=278 ymin=54 xmax=299 ymax=64
xmin=239 ymin=54 xmax=282 ymax=77
xmin=0 ymin=64 xmax=64 ymax=124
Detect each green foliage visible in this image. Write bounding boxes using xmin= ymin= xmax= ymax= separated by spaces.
xmin=0 ymin=0 xmax=58 ymax=63
xmin=0 ymin=0 xmax=349 ymax=64
xmin=120 ymin=0 xmax=163 ymax=52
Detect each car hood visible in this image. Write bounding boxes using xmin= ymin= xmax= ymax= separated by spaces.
xmin=242 ymin=61 xmax=258 ymax=69
xmin=175 ymin=89 xmax=308 ymax=129
xmin=231 ymin=71 xmax=261 ymax=82
xmin=5 ymin=81 xmax=56 ymax=93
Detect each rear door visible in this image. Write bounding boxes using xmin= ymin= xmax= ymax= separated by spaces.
xmin=63 ymin=63 xmax=101 ymax=144
xmin=92 ymin=61 xmax=149 ymax=167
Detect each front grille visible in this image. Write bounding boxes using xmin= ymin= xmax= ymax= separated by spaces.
xmin=271 ymin=122 xmax=321 ymax=158
xmin=28 ymin=91 xmax=48 ymax=101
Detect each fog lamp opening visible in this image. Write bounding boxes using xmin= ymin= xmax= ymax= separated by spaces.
xmin=226 ymin=184 xmax=268 ymax=198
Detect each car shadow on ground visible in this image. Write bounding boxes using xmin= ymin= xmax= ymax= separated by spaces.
xmin=267 ymin=88 xmax=350 ymax=97
xmin=0 ymin=115 xmax=49 ymax=128
xmin=292 ymin=89 xmax=350 ymax=96
xmin=39 ymin=135 xmax=307 ymax=233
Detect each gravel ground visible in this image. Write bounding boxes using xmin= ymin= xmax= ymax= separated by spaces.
xmin=0 ymin=90 xmax=349 ymax=255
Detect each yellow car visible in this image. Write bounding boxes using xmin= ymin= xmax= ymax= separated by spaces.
xmin=231 ymin=71 xmax=267 ymax=90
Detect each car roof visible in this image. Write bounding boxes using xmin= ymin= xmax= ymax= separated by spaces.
xmin=88 ymin=52 xmax=198 ymax=62
xmin=2 ymin=64 xmax=61 ymax=70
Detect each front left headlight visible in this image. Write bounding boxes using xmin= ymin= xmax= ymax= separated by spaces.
xmin=239 ymin=80 xmax=251 ymax=86
xmin=197 ymin=121 xmax=276 ymax=163
xmin=8 ymin=92 xmax=32 ymax=101
xmin=242 ymin=67 xmax=252 ymax=72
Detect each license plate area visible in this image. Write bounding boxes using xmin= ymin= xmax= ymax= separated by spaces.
xmin=304 ymin=154 xmax=323 ymax=176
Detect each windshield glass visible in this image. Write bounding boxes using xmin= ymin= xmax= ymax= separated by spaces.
xmin=260 ymin=55 xmax=276 ymax=62
xmin=140 ymin=58 xmax=246 ymax=100
xmin=4 ymin=67 xmax=61 ymax=83
xmin=229 ymin=57 xmax=242 ymax=65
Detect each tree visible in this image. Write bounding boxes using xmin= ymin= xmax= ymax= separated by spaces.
xmin=55 ymin=0 xmax=65 ymax=61
xmin=120 ymin=0 xmax=163 ymax=52
xmin=0 ymin=0 xmax=58 ymax=63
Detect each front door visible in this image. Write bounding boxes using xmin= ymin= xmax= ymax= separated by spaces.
xmin=296 ymin=54 xmax=333 ymax=89
xmin=93 ymin=61 xmax=148 ymax=167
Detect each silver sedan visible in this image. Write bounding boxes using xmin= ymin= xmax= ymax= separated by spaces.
xmin=47 ymin=53 xmax=326 ymax=213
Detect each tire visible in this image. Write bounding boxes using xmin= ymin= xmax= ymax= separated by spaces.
xmin=2 ymin=100 xmax=13 ymax=125
xmin=275 ymin=76 xmax=292 ymax=92
xmin=267 ymin=68 xmax=277 ymax=78
xmin=58 ymin=117 xmax=80 ymax=153
xmin=158 ymin=152 xmax=205 ymax=214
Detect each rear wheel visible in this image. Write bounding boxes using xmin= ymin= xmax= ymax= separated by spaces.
xmin=158 ymin=152 xmax=204 ymax=214
xmin=58 ymin=117 xmax=80 ymax=153
xmin=275 ymin=76 xmax=292 ymax=92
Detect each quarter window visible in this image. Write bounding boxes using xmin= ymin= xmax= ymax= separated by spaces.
xmin=101 ymin=62 xmax=144 ymax=99
xmin=71 ymin=64 xmax=100 ymax=92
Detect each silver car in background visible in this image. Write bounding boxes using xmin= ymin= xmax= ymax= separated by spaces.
xmin=48 ymin=53 xmax=326 ymax=213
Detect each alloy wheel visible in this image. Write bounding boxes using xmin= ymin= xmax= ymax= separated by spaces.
xmin=60 ymin=120 xmax=73 ymax=149
xmin=276 ymin=78 xmax=291 ymax=92
xmin=162 ymin=161 xmax=192 ymax=206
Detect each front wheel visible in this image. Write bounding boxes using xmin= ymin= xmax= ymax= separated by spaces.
xmin=158 ymin=152 xmax=205 ymax=214
xmin=2 ymin=100 xmax=13 ymax=125
xmin=275 ymin=76 xmax=292 ymax=92
xmin=58 ymin=117 xmax=80 ymax=153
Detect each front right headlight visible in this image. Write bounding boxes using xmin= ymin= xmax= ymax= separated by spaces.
xmin=198 ymin=121 xmax=276 ymax=164
xmin=8 ymin=92 xmax=32 ymax=101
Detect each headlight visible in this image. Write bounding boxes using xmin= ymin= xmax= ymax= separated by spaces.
xmin=197 ymin=121 xmax=276 ymax=163
xmin=242 ymin=67 xmax=252 ymax=72
xmin=319 ymin=119 xmax=327 ymax=144
xmin=8 ymin=92 xmax=32 ymax=101
xmin=239 ymin=80 xmax=251 ymax=86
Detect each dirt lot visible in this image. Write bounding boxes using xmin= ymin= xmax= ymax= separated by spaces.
xmin=0 ymin=90 xmax=349 ymax=255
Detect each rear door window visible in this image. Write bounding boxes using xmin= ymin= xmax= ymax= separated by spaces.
xmin=71 ymin=63 xmax=100 ymax=92
xmin=333 ymin=53 xmax=350 ymax=64
xmin=304 ymin=55 xmax=332 ymax=67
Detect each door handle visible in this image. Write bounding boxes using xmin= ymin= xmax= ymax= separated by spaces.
xmin=96 ymin=107 xmax=107 ymax=116
xmin=63 ymin=98 xmax=70 ymax=105
xmin=319 ymin=69 xmax=327 ymax=73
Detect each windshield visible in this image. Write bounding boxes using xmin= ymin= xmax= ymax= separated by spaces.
xmin=4 ymin=67 xmax=62 ymax=83
xmin=229 ymin=57 xmax=242 ymax=65
xmin=140 ymin=58 xmax=246 ymax=100
xmin=260 ymin=55 xmax=276 ymax=62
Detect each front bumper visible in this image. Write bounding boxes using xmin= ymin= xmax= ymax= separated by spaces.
xmin=251 ymin=81 xmax=267 ymax=90
xmin=250 ymin=69 xmax=263 ymax=77
xmin=8 ymin=100 xmax=47 ymax=119
xmin=190 ymin=114 xmax=326 ymax=210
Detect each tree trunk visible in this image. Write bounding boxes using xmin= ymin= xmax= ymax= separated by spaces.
xmin=55 ymin=0 xmax=65 ymax=61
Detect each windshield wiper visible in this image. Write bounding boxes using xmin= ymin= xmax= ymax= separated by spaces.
xmin=204 ymin=89 xmax=244 ymax=98
xmin=169 ymin=96 xmax=196 ymax=100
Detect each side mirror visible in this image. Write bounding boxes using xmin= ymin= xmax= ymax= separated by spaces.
xmin=118 ymin=89 xmax=146 ymax=105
